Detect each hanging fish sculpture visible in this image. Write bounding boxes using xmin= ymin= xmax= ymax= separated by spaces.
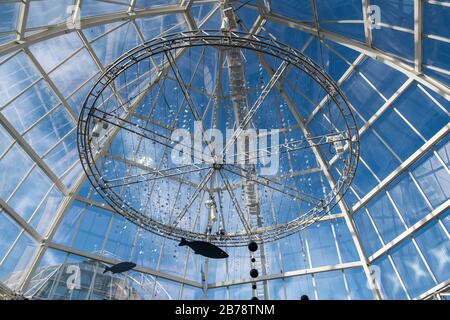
xmin=103 ymin=261 xmax=136 ymax=274
xmin=179 ymin=238 xmax=229 ymax=259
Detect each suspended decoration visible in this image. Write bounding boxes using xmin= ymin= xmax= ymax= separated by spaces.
xmin=77 ymin=30 xmax=359 ymax=247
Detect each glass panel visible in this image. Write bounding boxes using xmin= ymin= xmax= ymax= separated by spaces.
xmin=52 ymin=201 xmax=86 ymax=246
xmin=135 ymin=14 xmax=187 ymax=41
xmin=49 ymin=49 xmax=98 ymax=97
xmin=0 ymin=52 xmax=40 ymax=107
xmin=372 ymin=27 xmax=414 ymax=61
xmin=423 ymin=66 xmax=450 ymax=86
xmin=24 ymin=106 xmax=75 ymax=156
xmin=284 ymin=274 xmax=314 ymax=300
xmin=182 ymin=285 xmax=203 ymax=300
xmin=269 ymin=0 xmax=312 ymax=21
xmin=333 ymin=218 xmax=359 ymax=262
xmin=388 ymin=173 xmax=431 ymax=227
xmin=43 ymin=131 xmax=78 ymax=177
xmin=135 ymin=0 xmax=180 ymax=9
xmin=321 ymin=23 xmax=365 ymax=42
xmin=342 ymin=72 xmax=385 ymax=121
xmin=371 ymin=0 xmax=414 ymax=29
xmin=344 ymin=267 xmax=373 ymax=300
xmin=262 ymin=21 xmax=310 ymax=52
xmin=104 ymin=215 xmax=137 ymax=261
xmin=207 ymin=288 xmax=228 ymax=300
xmin=66 ymin=71 xmax=100 ymax=114
xmin=72 ymin=203 xmax=112 ymax=253
xmin=412 ymin=150 xmax=450 ymax=208
xmin=82 ymin=21 xmax=124 ymax=42
xmin=0 ymin=232 xmax=39 ymax=291
xmin=353 ymin=209 xmax=383 ymax=256
xmin=305 ymin=221 xmax=340 ymax=267
xmin=228 ymin=283 xmax=252 ymax=300
xmin=358 ymin=57 xmax=407 ymax=98
xmin=423 ymin=3 xmax=450 ymax=39
xmin=208 ymin=246 xmax=249 ymax=284
xmin=91 ymin=22 xmax=141 ymax=66
xmin=440 ymin=210 xmax=450 ymax=234
xmin=303 ymin=38 xmax=351 ymax=81
xmin=366 ymin=192 xmax=406 ymax=243
xmin=7 ymin=166 xmax=52 ymax=222
xmin=317 ymin=0 xmax=362 ymax=20
xmin=26 ymin=0 xmax=74 ymax=29
xmin=423 ymin=37 xmax=450 ymax=80
xmin=372 ymin=254 xmax=408 ymax=299
xmin=158 ymin=238 xmax=192 ymax=279
xmin=415 ymin=220 xmax=450 ymax=283
xmin=315 ymin=270 xmax=348 ymax=299
xmin=278 ymin=233 xmax=309 ymax=272
xmin=61 ymin=162 xmax=83 ymax=190
xmin=390 ymin=240 xmax=436 ymax=298
xmin=0 ymin=3 xmax=19 ymax=32
xmin=29 ymin=32 xmax=83 ymax=72
xmin=372 ymin=108 xmax=423 ymax=160
xmin=24 ymin=247 xmax=67 ymax=299
xmin=30 ymin=186 xmax=64 ymax=235
xmin=0 ymin=212 xmax=21 ymax=261
xmin=268 ymin=278 xmax=285 ymax=299
xmin=0 ymin=144 xmax=34 ymax=199
xmin=2 ymin=80 xmax=60 ymax=134
xmin=394 ymin=84 xmax=450 ymax=140
xmin=81 ymin=0 xmax=129 ymax=17
xmin=0 ymin=34 xmax=16 ymax=45
xmin=0 ymin=125 xmax=13 ymax=155
xmin=437 ymin=136 xmax=449 ymax=169
xmin=359 ymin=130 xmax=400 ymax=180
xmin=351 ymin=161 xmax=379 ymax=197
xmin=132 ymin=230 xmax=163 ymax=271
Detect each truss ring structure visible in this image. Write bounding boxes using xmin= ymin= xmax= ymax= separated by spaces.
xmin=77 ymin=30 xmax=360 ymax=246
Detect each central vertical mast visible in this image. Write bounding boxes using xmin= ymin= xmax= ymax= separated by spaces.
xmin=220 ymin=0 xmax=268 ymax=299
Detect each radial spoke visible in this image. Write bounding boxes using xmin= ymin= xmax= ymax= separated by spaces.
xmin=225 ymin=164 xmax=321 ymax=203
xmin=171 ymin=168 xmax=215 ymax=228
xmin=105 ymin=165 xmax=208 ymax=189
xmin=165 ymin=50 xmax=202 ymax=121
xmin=223 ymin=60 xmax=290 ymax=156
xmin=218 ymin=169 xmax=252 ymax=235
xmin=91 ymin=110 xmax=206 ymax=163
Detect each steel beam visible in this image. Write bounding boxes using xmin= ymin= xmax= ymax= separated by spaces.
xmin=208 ymin=261 xmax=362 ymax=288
xmin=417 ymin=279 xmax=450 ymax=300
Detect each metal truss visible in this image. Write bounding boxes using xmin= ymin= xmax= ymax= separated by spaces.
xmin=0 ymin=0 xmax=448 ymax=300
xmin=77 ymin=29 xmax=359 ymax=245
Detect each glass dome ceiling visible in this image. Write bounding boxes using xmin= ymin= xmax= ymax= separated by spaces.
xmin=0 ymin=0 xmax=449 ymax=300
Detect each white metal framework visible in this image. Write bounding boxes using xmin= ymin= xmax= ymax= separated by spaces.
xmin=0 ymin=0 xmax=448 ymax=300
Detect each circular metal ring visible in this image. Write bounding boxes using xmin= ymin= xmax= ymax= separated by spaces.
xmin=77 ymin=30 xmax=359 ymax=246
